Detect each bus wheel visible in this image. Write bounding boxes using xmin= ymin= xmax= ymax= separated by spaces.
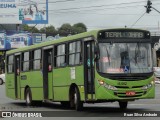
xmin=72 ymin=87 xmax=83 ymax=111
xmin=0 ymin=79 xmax=3 ymax=85
xmin=119 ymin=101 xmax=128 ymax=109
xmin=25 ymin=88 xmax=33 ymax=106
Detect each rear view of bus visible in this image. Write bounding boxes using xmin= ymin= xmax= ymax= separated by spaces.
xmin=94 ymin=29 xmax=155 ymax=109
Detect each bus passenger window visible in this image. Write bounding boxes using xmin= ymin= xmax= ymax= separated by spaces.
xmin=55 ymin=44 xmax=66 ymax=67
xmin=69 ymin=41 xmax=81 ymax=65
xmin=22 ymin=52 xmax=29 ymax=71
xmin=7 ymin=55 xmax=14 ymax=73
xmin=33 ymin=49 xmax=41 ymax=70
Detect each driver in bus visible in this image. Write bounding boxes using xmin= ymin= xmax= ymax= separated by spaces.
xmin=120 ymin=51 xmax=130 ymax=73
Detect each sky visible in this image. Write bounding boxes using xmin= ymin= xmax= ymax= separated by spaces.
xmin=0 ymin=0 xmax=160 ymax=35
xmin=42 ymin=0 xmax=160 ymax=35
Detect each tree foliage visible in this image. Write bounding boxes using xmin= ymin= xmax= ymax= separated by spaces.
xmin=72 ymin=23 xmax=87 ymax=34
xmin=58 ymin=23 xmax=73 ymax=36
xmin=40 ymin=25 xmax=57 ymax=34
xmin=22 ymin=22 xmax=87 ymax=36
xmin=22 ymin=24 xmax=39 ymax=33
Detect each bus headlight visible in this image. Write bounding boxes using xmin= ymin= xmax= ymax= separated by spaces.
xmin=98 ymin=80 xmax=117 ymax=90
xmin=104 ymin=84 xmax=118 ymax=90
xmin=141 ymin=83 xmax=152 ymax=90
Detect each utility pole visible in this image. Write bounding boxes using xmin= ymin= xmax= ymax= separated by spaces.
xmin=145 ymin=0 xmax=160 ymax=14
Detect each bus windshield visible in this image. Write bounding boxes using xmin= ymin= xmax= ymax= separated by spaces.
xmin=98 ymin=42 xmax=152 ymax=74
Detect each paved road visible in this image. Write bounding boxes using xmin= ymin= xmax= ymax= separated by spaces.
xmin=1 ymin=83 xmax=160 ymax=120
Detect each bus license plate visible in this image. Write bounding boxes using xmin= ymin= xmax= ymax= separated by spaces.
xmin=126 ymin=91 xmax=135 ymax=96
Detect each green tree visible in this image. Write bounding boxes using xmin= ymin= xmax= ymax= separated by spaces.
xmin=39 ymin=27 xmax=46 ymax=33
xmin=22 ymin=24 xmax=39 ymax=33
xmin=58 ymin=23 xmax=73 ymax=36
xmin=30 ymin=27 xmax=39 ymax=33
xmin=72 ymin=23 xmax=87 ymax=34
xmin=22 ymin=22 xmax=87 ymax=36
xmin=23 ymin=24 xmax=30 ymax=31
xmin=40 ymin=25 xmax=57 ymax=34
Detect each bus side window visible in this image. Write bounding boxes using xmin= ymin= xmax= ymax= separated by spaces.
xmin=55 ymin=44 xmax=66 ymax=67
xmin=7 ymin=55 xmax=14 ymax=73
xmin=33 ymin=49 xmax=42 ymax=70
xmin=69 ymin=41 xmax=81 ymax=65
xmin=22 ymin=52 xmax=29 ymax=72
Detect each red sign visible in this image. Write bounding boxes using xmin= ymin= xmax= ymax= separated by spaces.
xmin=126 ymin=91 xmax=135 ymax=96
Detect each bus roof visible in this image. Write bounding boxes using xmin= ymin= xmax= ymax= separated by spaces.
xmin=6 ymin=30 xmax=98 ymax=55
xmin=6 ymin=28 xmax=150 ymax=55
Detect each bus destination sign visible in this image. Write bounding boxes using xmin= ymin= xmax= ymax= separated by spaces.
xmin=105 ymin=32 xmax=144 ymax=39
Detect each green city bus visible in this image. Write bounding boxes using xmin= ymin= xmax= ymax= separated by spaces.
xmin=5 ymin=28 xmax=155 ymax=111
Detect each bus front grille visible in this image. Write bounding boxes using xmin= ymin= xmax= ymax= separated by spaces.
xmin=115 ymin=86 xmax=143 ymax=89
xmin=114 ymin=91 xmax=146 ymax=98
xmin=115 ymin=86 xmax=129 ymax=88
xmin=111 ymin=76 xmax=149 ymax=81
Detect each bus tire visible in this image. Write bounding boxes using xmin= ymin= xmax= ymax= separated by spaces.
xmin=25 ymin=88 xmax=33 ymax=106
xmin=119 ymin=101 xmax=128 ymax=109
xmin=71 ymin=87 xmax=83 ymax=111
xmin=0 ymin=79 xmax=3 ymax=85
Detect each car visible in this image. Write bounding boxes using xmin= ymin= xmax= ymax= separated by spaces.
xmin=154 ymin=67 xmax=160 ymax=78
xmin=155 ymin=79 xmax=160 ymax=84
xmin=0 ymin=73 xmax=5 ymax=85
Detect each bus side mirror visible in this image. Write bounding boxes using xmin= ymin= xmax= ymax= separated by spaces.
xmin=152 ymin=48 xmax=157 ymax=67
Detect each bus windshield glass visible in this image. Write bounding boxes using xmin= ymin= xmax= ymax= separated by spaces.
xmin=98 ymin=42 xmax=152 ymax=74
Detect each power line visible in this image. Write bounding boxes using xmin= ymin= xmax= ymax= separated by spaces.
xmin=7 ymin=3 xmax=149 ymax=15
xmin=7 ymin=0 xmax=160 ymax=16
xmin=18 ymin=0 xmax=78 ymax=5
xmin=51 ymin=11 xmax=160 ymax=17
xmin=49 ymin=1 xmax=148 ymax=12
xmin=49 ymin=4 xmax=143 ymax=13
xmin=49 ymin=0 xmax=77 ymax=3
xmin=16 ymin=3 xmax=147 ymax=15
xmin=131 ymin=12 xmax=146 ymax=27
xmin=49 ymin=2 xmax=160 ymax=13
xmin=19 ymin=0 xmax=159 ymax=5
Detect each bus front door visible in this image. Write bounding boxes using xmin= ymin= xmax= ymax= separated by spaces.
xmin=84 ymin=40 xmax=95 ymax=100
xmin=42 ymin=48 xmax=53 ymax=100
xmin=14 ymin=55 xmax=20 ymax=99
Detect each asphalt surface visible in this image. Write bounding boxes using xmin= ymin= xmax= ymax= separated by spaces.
xmin=0 ymin=83 xmax=160 ymax=120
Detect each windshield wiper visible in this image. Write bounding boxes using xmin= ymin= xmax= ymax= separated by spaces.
xmin=106 ymin=47 xmax=110 ymax=66
xmin=126 ymin=44 xmax=131 ymax=73
xmin=135 ymin=43 xmax=140 ymax=64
